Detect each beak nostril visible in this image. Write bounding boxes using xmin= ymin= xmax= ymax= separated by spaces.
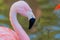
xmin=29 ymin=18 xmax=36 ymax=29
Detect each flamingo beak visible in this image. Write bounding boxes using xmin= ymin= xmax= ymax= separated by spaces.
xmin=29 ymin=18 xmax=35 ymax=29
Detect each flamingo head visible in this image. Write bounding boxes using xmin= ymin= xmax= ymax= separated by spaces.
xmin=11 ymin=1 xmax=36 ymax=29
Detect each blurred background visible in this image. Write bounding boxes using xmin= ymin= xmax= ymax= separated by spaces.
xmin=0 ymin=0 xmax=60 ymax=40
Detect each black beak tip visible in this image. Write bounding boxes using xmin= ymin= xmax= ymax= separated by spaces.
xmin=29 ymin=18 xmax=35 ymax=29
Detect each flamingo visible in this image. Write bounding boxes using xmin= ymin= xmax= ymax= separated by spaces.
xmin=54 ymin=4 xmax=60 ymax=25
xmin=54 ymin=4 xmax=60 ymax=17
xmin=0 ymin=1 xmax=35 ymax=40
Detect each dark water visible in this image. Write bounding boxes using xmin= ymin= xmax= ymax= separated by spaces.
xmin=43 ymin=26 xmax=60 ymax=39
xmin=29 ymin=25 xmax=60 ymax=40
xmin=54 ymin=34 xmax=60 ymax=39
xmin=0 ymin=15 xmax=6 ymax=20
xmin=0 ymin=15 xmax=9 ymax=27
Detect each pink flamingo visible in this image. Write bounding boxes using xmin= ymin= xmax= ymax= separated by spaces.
xmin=54 ymin=4 xmax=60 ymax=25
xmin=0 ymin=1 xmax=35 ymax=40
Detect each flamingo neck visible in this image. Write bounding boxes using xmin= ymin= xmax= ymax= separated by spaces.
xmin=9 ymin=10 xmax=30 ymax=40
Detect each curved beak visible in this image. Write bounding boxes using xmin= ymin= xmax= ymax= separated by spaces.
xmin=29 ymin=18 xmax=36 ymax=29
xmin=27 ymin=11 xmax=36 ymax=29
